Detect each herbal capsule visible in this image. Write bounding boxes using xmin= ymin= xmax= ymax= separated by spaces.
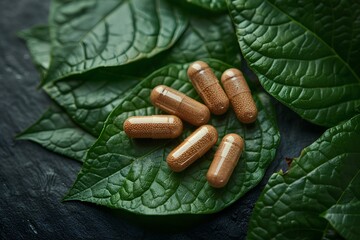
xmin=150 ymin=85 xmax=210 ymax=126
xmin=167 ymin=125 xmax=218 ymax=172
xmin=221 ymin=68 xmax=258 ymax=123
xmin=123 ymin=115 xmax=183 ymax=139
xmin=187 ymin=61 xmax=229 ymax=115
xmin=207 ymin=133 xmax=244 ymax=188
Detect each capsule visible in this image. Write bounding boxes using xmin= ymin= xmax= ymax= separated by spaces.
xmin=123 ymin=115 xmax=183 ymax=139
xmin=221 ymin=68 xmax=258 ymax=123
xmin=207 ymin=133 xmax=244 ymax=188
xmin=167 ymin=125 xmax=218 ymax=172
xmin=187 ymin=61 xmax=229 ymax=115
xmin=150 ymin=85 xmax=210 ymax=126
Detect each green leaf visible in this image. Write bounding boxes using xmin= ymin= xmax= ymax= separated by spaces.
xmin=22 ymin=13 xmax=240 ymax=80
xmin=44 ymin=0 xmax=188 ymax=84
xmin=162 ymin=14 xmax=241 ymax=67
xmin=227 ymin=0 xmax=360 ymax=127
xmin=17 ymin=106 xmax=96 ymax=162
xmin=63 ymin=59 xmax=280 ymax=215
xmin=322 ymin=202 xmax=360 ymax=240
xmin=44 ymin=73 xmax=140 ymax=136
xmin=18 ymin=26 xmax=51 ymax=78
xmin=18 ymin=26 xmax=141 ymax=136
xmin=247 ymin=114 xmax=360 ymax=239
xmin=184 ymin=0 xmax=227 ymax=12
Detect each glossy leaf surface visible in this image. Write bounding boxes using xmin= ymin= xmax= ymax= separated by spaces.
xmin=44 ymin=74 xmax=140 ymax=136
xmin=17 ymin=106 xmax=96 ymax=162
xmin=228 ymin=0 xmax=360 ymax=127
xmin=44 ymin=0 xmax=187 ymax=83
xmin=322 ymin=202 xmax=360 ymax=240
xmin=163 ymin=14 xmax=241 ymax=67
xmin=247 ymin=114 xmax=360 ymax=239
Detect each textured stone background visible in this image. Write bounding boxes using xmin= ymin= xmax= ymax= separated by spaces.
xmin=0 ymin=1 xmax=324 ymax=239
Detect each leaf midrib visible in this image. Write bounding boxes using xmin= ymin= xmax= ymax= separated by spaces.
xmin=264 ymin=0 xmax=360 ymax=83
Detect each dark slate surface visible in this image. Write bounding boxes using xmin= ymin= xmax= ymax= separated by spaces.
xmin=0 ymin=1 xmax=324 ymax=239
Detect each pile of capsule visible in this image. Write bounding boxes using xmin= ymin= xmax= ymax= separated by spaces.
xmin=123 ymin=61 xmax=258 ymax=188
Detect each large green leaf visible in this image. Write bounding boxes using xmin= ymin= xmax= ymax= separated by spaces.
xmin=322 ymin=202 xmax=360 ymax=240
xmin=227 ymin=0 xmax=360 ymax=127
xmin=44 ymin=0 xmax=187 ymax=84
xmin=247 ymin=114 xmax=360 ymax=239
xmin=17 ymin=106 xmax=96 ymax=162
xmin=184 ymin=0 xmax=227 ymax=12
xmin=63 ymin=59 xmax=280 ymax=215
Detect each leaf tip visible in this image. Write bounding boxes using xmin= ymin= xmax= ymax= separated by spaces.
xmin=62 ymin=193 xmax=75 ymax=202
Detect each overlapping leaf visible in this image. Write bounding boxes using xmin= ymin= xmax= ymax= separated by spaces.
xmin=64 ymin=59 xmax=280 ymax=215
xmin=44 ymin=0 xmax=188 ymax=84
xmin=247 ymin=114 xmax=360 ymax=239
xmin=44 ymin=74 xmax=140 ymax=136
xmin=228 ymin=0 xmax=360 ymax=127
xmin=17 ymin=106 xmax=95 ymax=162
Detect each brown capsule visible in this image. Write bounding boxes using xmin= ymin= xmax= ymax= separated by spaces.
xmin=187 ymin=61 xmax=229 ymax=115
xmin=221 ymin=68 xmax=258 ymax=123
xmin=207 ymin=133 xmax=244 ymax=188
xmin=150 ymin=85 xmax=210 ymax=126
xmin=167 ymin=125 xmax=218 ymax=172
xmin=123 ymin=115 xmax=183 ymax=139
